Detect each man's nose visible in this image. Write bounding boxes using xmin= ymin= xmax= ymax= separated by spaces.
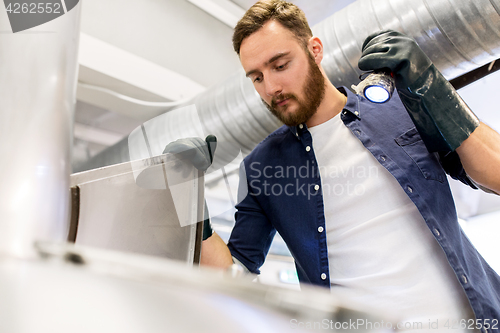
xmin=264 ymin=76 xmax=282 ymax=97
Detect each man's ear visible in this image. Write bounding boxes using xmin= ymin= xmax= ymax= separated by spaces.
xmin=308 ymin=36 xmax=324 ymax=64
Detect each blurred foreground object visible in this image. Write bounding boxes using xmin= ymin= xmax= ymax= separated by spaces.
xmin=0 ymin=242 xmax=393 ymax=333
xmin=0 ymin=0 xmax=81 ymax=258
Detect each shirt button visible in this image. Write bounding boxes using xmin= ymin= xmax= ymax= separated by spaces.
xmin=321 ymin=273 xmax=327 ymax=280
xmin=355 ymin=130 xmax=361 ymax=135
xmin=305 ymin=146 xmax=311 ymax=152
xmin=462 ymin=275 xmax=468 ymax=284
xmin=407 ymin=186 xmax=413 ymax=193
xmin=354 ymin=111 xmax=359 ymax=116
xmin=433 ymin=228 xmax=440 ymax=237
xmin=296 ymin=133 xmax=299 ymax=137
xmin=318 ymin=226 xmax=324 ymax=233
xmin=299 ymin=124 xmax=304 ymax=129
xmin=380 ymin=156 xmax=386 ymax=161
xmin=314 ymin=185 xmax=320 ymax=191
xmin=343 ymin=111 xmax=347 ymax=115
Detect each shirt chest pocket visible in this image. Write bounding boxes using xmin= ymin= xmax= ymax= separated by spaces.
xmin=395 ymin=127 xmax=445 ymax=183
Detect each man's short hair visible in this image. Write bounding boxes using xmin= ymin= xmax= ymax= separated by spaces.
xmin=232 ymin=0 xmax=313 ymax=55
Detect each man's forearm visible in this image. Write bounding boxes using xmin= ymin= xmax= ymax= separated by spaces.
xmin=200 ymin=232 xmax=234 ymax=268
xmin=456 ymin=122 xmax=500 ymax=195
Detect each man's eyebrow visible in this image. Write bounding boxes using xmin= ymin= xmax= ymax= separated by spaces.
xmin=267 ymin=52 xmax=289 ymax=65
xmin=245 ymin=52 xmax=290 ymax=77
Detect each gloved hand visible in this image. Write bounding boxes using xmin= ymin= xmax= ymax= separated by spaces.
xmin=202 ymin=201 xmax=213 ymax=240
xmin=162 ymin=135 xmax=217 ymax=172
xmin=358 ymin=30 xmax=479 ymax=152
xmin=163 ymin=135 xmax=217 ymax=240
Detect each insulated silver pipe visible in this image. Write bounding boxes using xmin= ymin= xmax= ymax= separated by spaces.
xmin=78 ymin=0 xmax=500 ymax=171
xmin=0 ymin=5 xmax=82 ymax=258
xmin=77 ymin=72 xmax=282 ymax=171
xmin=317 ymin=0 xmax=500 ymax=86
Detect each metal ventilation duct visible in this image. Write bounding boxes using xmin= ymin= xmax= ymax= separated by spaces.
xmin=77 ymin=0 xmax=500 ymax=172
xmin=317 ymin=0 xmax=500 ymax=86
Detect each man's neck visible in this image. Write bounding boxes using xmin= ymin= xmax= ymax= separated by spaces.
xmin=306 ymin=82 xmax=347 ymax=128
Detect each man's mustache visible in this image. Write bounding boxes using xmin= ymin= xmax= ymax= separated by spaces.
xmin=271 ymin=93 xmax=298 ymax=108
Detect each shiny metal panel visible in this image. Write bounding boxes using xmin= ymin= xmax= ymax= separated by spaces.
xmin=70 ymin=154 xmax=202 ymax=263
xmin=0 ymin=5 xmax=81 ymax=258
xmin=0 ymin=242 xmax=391 ymax=333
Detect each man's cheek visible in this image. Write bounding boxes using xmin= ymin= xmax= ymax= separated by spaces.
xmin=260 ymin=97 xmax=271 ymax=107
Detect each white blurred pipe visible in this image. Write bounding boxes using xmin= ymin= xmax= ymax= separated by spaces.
xmin=0 ymin=5 xmax=82 ymax=258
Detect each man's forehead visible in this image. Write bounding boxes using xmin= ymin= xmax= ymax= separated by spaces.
xmin=240 ymin=20 xmax=296 ymax=50
xmin=239 ymin=21 xmax=301 ymax=69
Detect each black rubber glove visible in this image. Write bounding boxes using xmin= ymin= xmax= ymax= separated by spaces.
xmin=358 ymin=30 xmax=479 ymax=152
xmin=202 ymin=202 xmax=213 ymax=240
xmin=162 ymin=135 xmax=217 ymax=172
xmin=163 ymin=135 xmax=217 ymax=240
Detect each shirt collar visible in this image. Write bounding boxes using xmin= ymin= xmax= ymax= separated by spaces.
xmin=288 ymin=86 xmax=361 ymax=140
xmin=339 ymin=86 xmax=361 ymax=119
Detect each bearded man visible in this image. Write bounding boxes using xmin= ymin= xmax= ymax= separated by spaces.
xmin=165 ymin=0 xmax=500 ymax=330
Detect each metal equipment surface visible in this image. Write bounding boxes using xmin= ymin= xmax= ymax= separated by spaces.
xmin=0 ymin=242 xmax=392 ymax=333
xmin=0 ymin=3 xmax=81 ymax=258
xmin=70 ymin=154 xmax=203 ymax=264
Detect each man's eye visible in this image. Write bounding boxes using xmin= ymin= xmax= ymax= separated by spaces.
xmin=253 ymin=76 xmax=262 ymax=83
xmin=276 ymin=62 xmax=289 ymax=70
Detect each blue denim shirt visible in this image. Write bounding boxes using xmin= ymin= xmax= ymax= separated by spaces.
xmin=228 ymin=87 xmax=500 ymax=325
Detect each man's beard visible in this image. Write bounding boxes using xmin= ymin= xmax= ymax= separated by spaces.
xmin=263 ymin=53 xmax=326 ymax=127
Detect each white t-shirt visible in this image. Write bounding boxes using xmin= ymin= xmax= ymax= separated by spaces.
xmin=308 ymin=113 xmax=475 ymax=331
